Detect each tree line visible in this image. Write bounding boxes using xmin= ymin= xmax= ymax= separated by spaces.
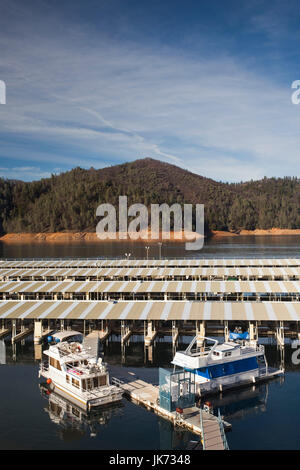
xmin=0 ymin=158 xmax=299 ymax=234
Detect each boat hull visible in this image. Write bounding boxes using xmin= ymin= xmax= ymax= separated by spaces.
xmin=190 ymin=368 xmax=284 ymax=396
xmin=39 ymin=371 xmax=123 ymax=410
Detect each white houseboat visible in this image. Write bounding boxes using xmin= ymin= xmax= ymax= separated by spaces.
xmin=39 ymin=336 xmax=123 ymax=410
xmin=172 ymin=336 xmax=284 ymax=395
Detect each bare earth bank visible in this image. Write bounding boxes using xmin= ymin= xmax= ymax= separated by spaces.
xmin=1 ymin=228 xmax=300 ymax=243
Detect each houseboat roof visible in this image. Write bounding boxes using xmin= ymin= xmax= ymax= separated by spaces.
xmin=52 ymin=330 xmax=82 ymax=341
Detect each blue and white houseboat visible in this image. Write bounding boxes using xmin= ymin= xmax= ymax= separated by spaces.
xmin=172 ymin=336 xmax=283 ymax=395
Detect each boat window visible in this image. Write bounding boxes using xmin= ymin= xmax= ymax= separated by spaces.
xmin=212 ymin=351 xmax=220 ymax=356
xmin=66 ymin=375 xmax=70 ymax=383
xmin=224 ymin=352 xmax=231 ymax=357
xmin=72 ymin=407 xmax=80 ymax=418
xmin=93 ymin=377 xmax=98 ymax=388
xmin=82 ymin=375 xmax=107 ymax=390
xmin=99 ymin=375 xmax=107 ymax=386
xmin=71 ymin=378 xmax=80 ymax=389
xmin=50 ymin=357 xmax=62 ymax=371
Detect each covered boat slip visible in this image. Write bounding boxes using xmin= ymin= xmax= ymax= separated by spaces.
xmin=0 ymin=299 xmax=300 ymax=321
xmin=2 ymin=266 xmax=300 ymax=281
xmin=1 ymin=279 xmax=300 ymax=302
xmin=1 ymin=257 xmax=300 ymax=269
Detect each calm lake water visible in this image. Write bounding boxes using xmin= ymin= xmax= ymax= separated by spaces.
xmin=1 ymin=236 xmax=300 ymax=450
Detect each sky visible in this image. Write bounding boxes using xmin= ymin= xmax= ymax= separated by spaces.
xmin=1 ymin=0 xmax=300 ymax=182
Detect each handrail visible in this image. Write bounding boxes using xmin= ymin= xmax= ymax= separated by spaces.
xmin=111 ymin=377 xmax=125 ymax=386
xmin=199 ymin=408 xmax=205 ymax=450
xmin=217 ymin=408 xmax=229 ymax=450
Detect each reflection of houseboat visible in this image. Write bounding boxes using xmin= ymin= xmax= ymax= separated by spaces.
xmin=39 ymin=335 xmax=123 ymax=410
xmin=172 ymin=336 xmax=284 ymax=395
xmin=39 ymin=383 xmax=123 ymax=439
xmin=207 ymin=384 xmax=269 ymax=420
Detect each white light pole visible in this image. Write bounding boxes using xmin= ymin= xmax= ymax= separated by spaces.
xmin=145 ymin=246 xmax=150 ymax=261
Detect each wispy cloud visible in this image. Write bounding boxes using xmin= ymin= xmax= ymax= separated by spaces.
xmin=0 ymin=1 xmax=300 ymax=181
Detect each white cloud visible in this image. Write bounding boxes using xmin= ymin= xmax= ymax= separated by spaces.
xmin=0 ymin=2 xmax=300 ymax=181
xmin=0 ymin=166 xmax=52 ymax=181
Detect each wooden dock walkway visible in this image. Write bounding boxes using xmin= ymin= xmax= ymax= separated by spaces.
xmin=87 ymin=329 xmax=111 ymax=342
xmin=111 ymin=371 xmax=230 ymax=450
xmin=12 ymin=327 xmax=34 ymax=344
xmin=0 ymin=328 xmax=11 ymax=339
xmin=200 ymin=409 xmax=225 ymax=450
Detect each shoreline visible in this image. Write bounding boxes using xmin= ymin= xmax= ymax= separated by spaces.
xmin=1 ymin=228 xmax=300 ymax=243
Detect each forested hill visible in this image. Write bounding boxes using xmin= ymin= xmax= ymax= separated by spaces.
xmin=0 ymin=157 xmax=299 ymax=234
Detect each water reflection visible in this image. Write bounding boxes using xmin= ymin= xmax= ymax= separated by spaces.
xmin=208 ymin=384 xmax=269 ymax=421
xmin=0 ymin=334 xmax=297 ymax=450
xmin=39 ymin=383 xmax=124 ymax=441
xmin=0 ymin=340 xmax=5 ymax=364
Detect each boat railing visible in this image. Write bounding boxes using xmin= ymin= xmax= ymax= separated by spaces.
xmin=39 ymin=362 xmax=49 ymax=374
xmin=66 ymin=362 xmax=106 ymax=378
xmin=111 ymin=377 xmax=125 ymax=387
xmin=199 ymin=408 xmax=205 ymax=450
xmin=81 ymin=383 xmax=121 ymax=400
xmin=187 ymin=347 xmax=212 ymax=357
xmin=185 ymin=336 xmax=218 ymax=356
xmin=259 ymin=367 xmax=267 ymax=376
xmin=240 ymin=344 xmax=264 ymax=355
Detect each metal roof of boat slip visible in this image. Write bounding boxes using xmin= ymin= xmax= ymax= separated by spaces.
xmin=0 ymin=300 xmax=300 ymax=321
xmin=1 ymin=280 xmax=300 ymax=293
xmin=1 ymin=258 xmax=300 ymax=269
xmin=1 ymin=266 xmax=300 ymax=278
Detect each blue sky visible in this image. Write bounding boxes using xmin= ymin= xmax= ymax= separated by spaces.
xmin=1 ymin=0 xmax=300 ymax=181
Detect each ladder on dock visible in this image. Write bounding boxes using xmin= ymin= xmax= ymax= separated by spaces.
xmin=200 ymin=408 xmax=229 ymax=450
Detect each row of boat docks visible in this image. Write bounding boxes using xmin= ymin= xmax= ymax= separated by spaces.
xmin=1 ymin=258 xmax=300 ymax=282
xmin=0 ymin=257 xmax=300 ymax=348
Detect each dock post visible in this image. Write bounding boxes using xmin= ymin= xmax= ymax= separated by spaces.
xmin=249 ymin=321 xmax=258 ymax=342
xmin=34 ymin=320 xmax=43 ymax=344
xmin=121 ymin=321 xmax=132 ymax=345
xmin=34 ymin=343 xmax=42 ymax=361
xmin=172 ymin=321 xmax=179 ymax=346
xmin=224 ymin=321 xmax=229 ymax=342
xmin=11 ymin=319 xmax=17 ymax=344
xmin=21 ymin=320 xmax=25 ymax=346
xmin=196 ymin=321 xmax=206 ymax=347
xmin=276 ymin=321 xmax=285 ymax=348
xmin=145 ymin=320 xmax=157 ymax=346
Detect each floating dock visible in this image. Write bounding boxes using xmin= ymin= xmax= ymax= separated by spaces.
xmin=111 ymin=372 xmax=230 ymax=450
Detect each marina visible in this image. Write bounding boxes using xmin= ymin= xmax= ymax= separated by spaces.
xmin=0 ymin=254 xmax=296 ymax=451
xmin=1 ymin=243 xmax=300 ymax=450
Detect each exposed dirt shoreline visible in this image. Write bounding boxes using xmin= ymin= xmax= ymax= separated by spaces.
xmin=1 ymin=228 xmax=300 ymax=243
